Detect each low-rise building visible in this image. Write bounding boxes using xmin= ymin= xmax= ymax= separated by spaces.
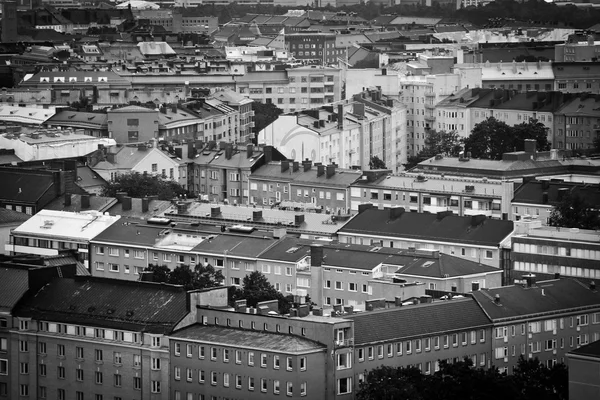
xmin=6 ymin=209 xmax=121 ymax=270
xmin=471 ymin=278 xmax=600 ymax=373
xmin=349 ymin=169 xmax=514 ymax=219
xmin=337 ymin=206 xmax=514 ymax=271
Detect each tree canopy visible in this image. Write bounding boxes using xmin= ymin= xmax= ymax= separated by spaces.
xmin=403 ymin=129 xmax=462 ymax=170
xmin=228 ymin=271 xmax=292 ymax=314
xmin=548 ymin=192 xmax=600 ymax=230
xmin=101 ymin=172 xmax=187 ymax=200
xmin=252 ymin=101 xmax=283 ymax=142
xmin=369 ymin=155 xmax=387 ymax=169
xmin=463 ymin=117 xmax=550 ymax=160
xmin=357 ymin=356 xmax=567 ymax=400
xmin=143 ymin=264 xmax=224 ymax=290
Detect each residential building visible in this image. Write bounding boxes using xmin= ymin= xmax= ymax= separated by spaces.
xmin=346 ymin=298 xmax=493 ymax=381
xmin=553 ymin=62 xmax=600 ymax=94
xmin=106 ymin=105 xmax=159 ymax=143
xmin=430 ymin=87 xmax=488 ymax=139
xmin=236 ymin=66 xmax=343 ymax=113
xmin=44 ymin=110 xmax=109 ymax=138
xmin=0 ymin=105 xmax=55 ymax=128
xmin=511 ymin=177 xmax=600 ymax=225
xmin=0 ymin=167 xmax=73 ymax=215
xmin=511 ymin=222 xmax=600 ymax=284
xmin=337 ymin=206 xmax=514 ymax=271
xmin=553 ymin=95 xmax=600 ymax=151
xmin=555 ymin=37 xmax=600 ymax=62
xmin=349 ymin=169 xmax=514 ymax=219
xmin=455 ymin=61 xmax=554 ymax=92
xmin=90 ymin=143 xmax=185 ymax=184
xmin=471 ymin=278 xmax=600 ymax=373
xmin=210 ymin=89 xmax=255 ymax=143
xmin=11 ymin=276 xmax=190 ymax=400
xmin=568 ymin=340 xmax=600 ymax=400
xmin=45 ymin=193 xmax=117 ymax=213
xmin=285 ymin=32 xmax=336 ymax=64
xmin=249 ymin=160 xmax=361 ymax=213
xmin=258 ymin=89 xmax=407 ymax=172
xmin=6 ymin=209 xmax=121 ymax=270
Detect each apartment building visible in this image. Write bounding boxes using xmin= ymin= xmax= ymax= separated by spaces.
xmin=6 ymin=210 xmax=121 ymax=270
xmin=511 ymin=177 xmax=600 ymax=225
xmin=349 ymin=169 xmax=514 ymax=219
xmin=284 ymin=32 xmax=337 ymax=64
xmin=553 ymin=62 xmax=600 ymax=94
xmin=236 ymin=66 xmax=342 ymax=113
xmin=456 ymin=61 xmax=555 ymax=92
xmin=258 ymin=90 xmax=407 ymax=172
xmin=346 ymin=298 xmax=493 ymax=381
xmin=210 ymin=89 xmax=255 ymax=143
xmin=248 ymin=160 xmax=361 ymax=213
xmin=471 ymin=278 xmax=600 ymax=373
xmin=9 ymin=276 xmax=189 ymax=400
xmin=337 ymin=206 xmax=514 ymax=271
xmin=553 ymin=95 xmax=600 ymax=151
xmin=511 ymin=222 xmax=600 ymax=284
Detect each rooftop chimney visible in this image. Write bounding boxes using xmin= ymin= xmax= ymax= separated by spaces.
xmin=137 ymin=143 xmax=147 ymax=152
xmin=122 ymin=196 xmax=132 ymax=211
xmin=326 ymin=164 xmax=335 ymax=178
xmin=292 ymin=161 xmax=299 ymax=172
xmin=358 ymin=203 xmax=374 ymax=214
xmin=211 ymin=206 xmax=220 ymax=217
xmin=281 ymin=160 xmax=290 ymax=173
xmin=81 ymin=194 xmax=90 ymax=209
xmin=470 ymin=214 xmax=487 ymax=227
xmin=294 ymin=214 xmax=305 ymax=226
xmin=302 ymin=159 xmax=312 ymax=172
xmin=225 ymin=143 xmax=233 ymax=160
xmin=591 ymin=281 xmax=596 ymax=291
xmin=64 ymin=193 xmax=71 ymax=207
xmin=494 ymin=294 xmax=501 ymax=304
xmin=310 ymin=245 xmax=324 ymax=267
xmin=317 ymin=165 xmax=325 ymax=177
xmin=252 ymin=210 xmax=262 ymax=221
xmin=389 ymin=206 xmax=405 ymax=219
xmin=246 ymin=144 xmax=254 ymax=158
xmin=264 ymin=145 xmax=273 ymax=163
xmin=523 ymin=139 xmax=537 ymax=158
xmin=524 ymin=273 xmax=536 ymax=288
xmin=142 ymin=197 xmax=149 ymax=213
xmin=337 ymin=104 xmax=344 ymax=129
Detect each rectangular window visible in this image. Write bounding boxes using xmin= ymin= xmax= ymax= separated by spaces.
xmin=338 ymin=377 xmax=352 ymax=395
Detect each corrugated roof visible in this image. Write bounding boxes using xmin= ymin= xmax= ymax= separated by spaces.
xmin=346 ymin=298 xmax=491 ymax=345
xmin=339 ymin=208 xmax=514 ymax=247
xmin=171 ymin=324 xmax=326 ymax=353
xmin=471 ymin=279 xmax=600 ymax=321
xmin=15 ymin=277 xmax=188 ymax=333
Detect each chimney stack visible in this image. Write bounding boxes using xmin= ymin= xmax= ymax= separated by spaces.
xmin=81 ymin=194 xmax=90 ymax=209
xmin=211 ymin=206 xmax=220 ymax=217
xmin=64 ymin=193 xmax=71 ymax=207
xmin=302 ymin=159 xmax=312 ymax=171
xmin=524 ymin=139 xmax=537 ymax=158
xmin=225 ymin=144 xmax=233 ymax=160
xmin=310 ymin=244 xmax=324 ymax=267
xmin=494 ymin=294 xmax=501 ymax=304
xmin=122 ymin=196 xmax=132 ymax=211
xmin=292 ymin=161 xmax=299 ymax=172
xmin=524 ymin=273 xmax=536 ymax=288
xmin=142 ymin=197 xmax=149 ymax=213
xmin=326 ymin=164 xmax=335 ymax=178
xmin=252 ymin=210 xmax=262 ymax=221
xmin=246 ymin=144 xmax=254 ymax=159
xmin=281 ymin=160 xmax=290 ymax=173
xmin=591 ymin=281 xmax=596 ymax=291
xmin=389 ymin=206 xmax=405 ymax=219
xmin=294 ymin=214 xmax=304 ymax=225
xmin=337 ymin=104 xmax=344 ymax=129
xmin=317 ymin=165 xmax=325 ymax=177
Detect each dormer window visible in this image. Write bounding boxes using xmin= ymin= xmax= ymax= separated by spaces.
xmin=54 ymin=77 xmax=65 ymax=83
xmin=84 ymin=77 xmax=92 ymax=82
xmin=69 ymin=77 xmax=77 ymax=82
xmin=40 ymin=77 xmax=49 ymax=82
xmin=98 ymin=77 xmax=107 ymax=82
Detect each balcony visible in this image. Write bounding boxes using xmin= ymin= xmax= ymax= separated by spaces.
xmin=425 ymin=103 xmax=435 ymax=110
xmin=425 ymin=115 xmax=435 ymax=121
xmin=5 ymin=243 xmax=59 ymax=256
xmin=425 ymin=92 xmax=436 ymax=98
xmin=334 ymin=338 xmax=354 ymax=348
xmin=423 ymin=204 xmax=449 ymax=213
xmin=463 ymin=209 xmax=492 ymax=217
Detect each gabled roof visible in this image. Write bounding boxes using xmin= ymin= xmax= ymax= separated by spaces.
xmin=251 ymin=162 xmax=361 ymax=188
xmin=137 ymin=41 xmax=176 ymax=56
xmin=0 ymin=267 xmax=30 ymax=310
xmin=93 ymin=146 xmax=178 ymax=171
xmin=0 ymin=105 xmax=55 ymax=125
xmin=339 ymin=208 xmax=514 ymax=247
xmin=0 ymin=207 xmax=31 ymax=225
xmin=569 ymin=339 xmax=600 ymax=359
xmin=191 ymin=234 xmax=277 ymax=258
xmin=394 ymin=252 xmax=500 ymax=279
xmin=346 ymin=298 xmax=491 ymax=345
xmin=471 ymin=279 xmax=600 ymax=322
xmin=0 ymin=168 xmax=55 ymax=204
xmin=108 ymin=105 xmax=156 ymax=114
xmin=45 ymin=110 xmax=108 ymax=129
xmin=555 ymin=95 xmax=600 ymax=117
xmin=14 ymin=276 xmax=188 ymax=333
xmin=553 ymin=62 xmax=600 ymax=79
xmin=211 ymin=89 xmax=254 ymax=106
xmin=171 ymin=324 xmax=326 ymax=353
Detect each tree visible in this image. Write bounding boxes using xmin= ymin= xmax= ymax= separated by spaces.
xmin=357 ymin=365 xmax=427 ymax=400
xmin=420 ymin=129 xmax=462 ymax=159
xmin=369 ymin=155 xmax=387 ymax=169
xmin=463 ymin=117 xmax=550 ymax=160
xmin=101 ymin=172 xmax=187 ymax=200
xmin=143 ymin=264 xmax=224 ymax=290
xmin=403 ymin=155 xmax=422 ymax=171
xmin=548 ymin=192 xmax=600 ymax=230
xmin=230 ymin=271 xmax=292 ymax=314
xmin=511 ymin=356 xmax=568 ymax=400
xmin=252 ymin=101 xmax=283 ymax=141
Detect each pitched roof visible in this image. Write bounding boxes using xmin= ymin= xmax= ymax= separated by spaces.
xmin=108 ymin=105 xmax=156 ymax=114
xmin=346 ymin=298 xmax=491 ymax=345
xmin=106 ymin=198 xmax=172 ymax=219
xmin=0 ymin=105 xmax=55 ymax=125
xmin=45 ymin=110 xmax=108 ymax=129
xmin=471 ymin=279 xmax=600 ymax=321
xmin=0 ymin=168 xmax=54 ymax=203
xmin=394 ymin=252 xmax=500 ymax=279
xmin=44 ymin=194 xmax=117 ymax=213
xmin=171 ymin=324 xmax=326 ymax=353
xmin=569 ymin=339 xmax=600 ymax=359
xmin=0 ymin=267 xmax=30 ymax=310
xmin=251 ymin=162 xmax=361 ymax=188
xmin=339 ymin=208 xmax=514 ymax=247
xmin=191 ymin=234 xmax=278 ymax=258
xmin=137 ymin=41 xmax=176 ymax=56
xmin=0 ymin=207 xmax=32 ymax=225
xmin=14 ymin=277 xmax=188 ymax=333
xmin=513 ymin=180 xmax=600 ymax=207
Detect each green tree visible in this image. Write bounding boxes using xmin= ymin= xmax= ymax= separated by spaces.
xmin=511 ymin=356 xmax=568 ymax=400
xmin=252 ymin=101 xmax=283 ymax=141
xmin=403 ymin=155 xmax=422 ymax=171
xmin=369 ymin=155 xmax=387 ymax=169
xmin=101 ymin=172 xmax=187 ymax=200
xmin=511 ymin=118 xmax=551 ymax=153
xmin=231 ymin=271 xmax=291 ymax=314
xmin=463 ymin=117 xmax=514 ymax=160
xmin=144 ymin=264 xmax=170 ymax=282
xmin=548 ymin=192 xmax=600 ymax=230
xmin=420 ymin=129 xmax=462 ymax=159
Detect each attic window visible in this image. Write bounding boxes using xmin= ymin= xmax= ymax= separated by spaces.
xmin=98 ymin=77 xmax=108 ymax=82
xmin=69 ymin=77 xmax=77 ymax=82
xmin=40 ymin=77 xmax=49 ymax=82
xmin=518 ymin=72 xmax=522 ymax=74
xmin=84 ymin=77 xmax=92 ymax=82
xmin=534 ymin=72 xmax=537 ymax=74
xmin=54 ymin=77 xmax=65 ymax=83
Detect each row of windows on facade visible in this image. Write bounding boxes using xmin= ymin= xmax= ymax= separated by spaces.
xmin=356 ymin=330 xmax=487 ymax=365
xmin=493 ymin=333 xmax=600 ymax=364
xmin=242 ymin=85 xmax=335 ymax=95
xmin=1 ymin=384 xmax=134 ymax=399
xmin=197 ymin=315 xmax=310 ymax=337
xmin=94 ymin=262 xmax=143 ymax=275
xmin=494 ymin=315 xmax=600 ymax=340
xmin=513 ymin=261 xmax=600 ymax=280
xmin=356 ymin=191 xmax=500 ymax=210
xmin=12 ymin=236 xmax=84 ymax=250
xmin=173 ymin=344 xmax=308 ymax=372
xmin=4 ymin=204 xmax=33 ymax=214
xmin=513 ymin=242 xmax=600 ymax=260
xmin=175 ymin=374 xmax=308 ymax=397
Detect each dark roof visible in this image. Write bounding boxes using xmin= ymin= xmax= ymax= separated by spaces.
xmin=553 ymin=62 xmax=600 ymax=79
xmin=45 ymin=194 xmax=117 ymax=213
xmin=513 ymin=180 xmax=600 ymax=207
xmin=339 ymin=208 xmax=514 ymax=247
xmin=192 ymin=234 xmax=278 ymax=258
xmin=0 ymin=267 xmax=30 ymax=310
xmin=394 ymin=252 xmax=500 ymax=278
xmin=346 ymin=298 xmax=491 ymax=345
xmin=171 ymin=324 xmax=326 ymax=353
xmin=0 ymin=168 xmax=54 ymax=204
xmin=0 ymin=207 xmax=31 ymax=225
xmin=471 ymin=279 xmax=600 ymax=321
xmin=251 ymin=162 xmax=361 ymax=187
xmin=42 ymin=254 xmax=90 ymax=276
xmin=569 ymin=339 xmax=600 ymax=359
xmin=14 ymin=277 xmax=188 ymax=333
xmin=106 ymin=198 xmax=171 ymax=219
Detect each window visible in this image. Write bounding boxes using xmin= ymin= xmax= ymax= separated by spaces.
xmin=338 ymin=377 xmax=352 ymax=395
xmin=20 ymin=385 xmax=29 ymax=397
xmin=151 ymin=357 xmax=161 ymax=370
xmin=261 ymin=378 xmax=268 ymax=393
xmin=95 ymin=349 xmax=103 ymax=362
xmin=57 ymin=366 xmax=65 ymax=379
xmin=19 ymin=340 xmax=28 ymax=352
xmin=76 ymin=368 xmax=84 ymax=381
xmin=261 ymin=353 xmax=267 ymax=367
xmin=76 ymin=346 xmax=84 ymax=359
xmin=0 ymin=359 xmax=7 ymax=375
xmin=151 ymin=381 xmax=160 ymax=393
xmin=133 ymin=354 xmax=141 ymax=367
xmin=223 ymin=373 xmax=230 ymax=387
xmin=134 ymin=377 xmax=141 ymax=390
xmin=95 ymin=371 xmax=103 ymax=384
xmin=248 ymin=351 xmax=254 ymax=365
xmin=300 ymin=356 xmax=306 ymax=371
